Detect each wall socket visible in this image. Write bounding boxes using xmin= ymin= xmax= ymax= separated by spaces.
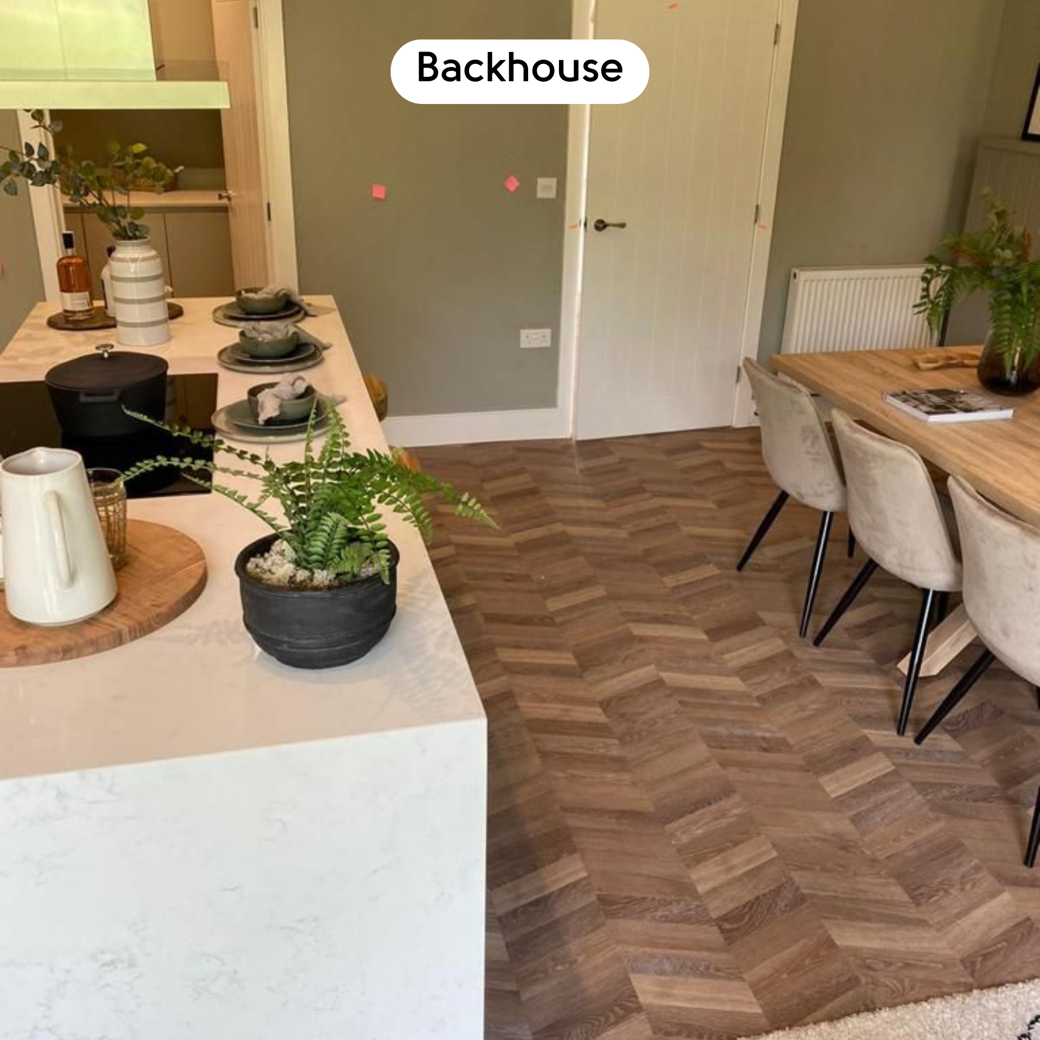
xmin=520 ymin=328 xmax=552 ymax=349
xmin=536 ymin=177 xmax=558 ymax=199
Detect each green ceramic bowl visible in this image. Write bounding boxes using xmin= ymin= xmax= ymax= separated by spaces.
xmin=236 ymin=287 xmax=292 ymax=315
xmin=247 ymin=382 xmax=316 ymax=424
xmin=237 ymin=327 xmax=299 ymax=359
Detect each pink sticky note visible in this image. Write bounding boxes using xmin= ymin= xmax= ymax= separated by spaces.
xmin=371 ymin=184 xmax=387 ymax=201
xmin=504 ymin=175 xmax=520 ymax=194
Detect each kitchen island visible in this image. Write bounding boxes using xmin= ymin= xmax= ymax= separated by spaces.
xmin=0 ymin=300 xmax=487 ymax=1039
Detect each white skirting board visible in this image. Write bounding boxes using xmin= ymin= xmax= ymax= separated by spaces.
xmin=382 ymin=406 xmax=572 ymax=447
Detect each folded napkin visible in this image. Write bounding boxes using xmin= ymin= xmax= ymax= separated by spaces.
xmin=257 ymin=375 xmax=312 ymax=424
xmin=294 ymin=327 xmax=334 ymax=352
xmin=244 ymin=288 xmax=334 ymax=350
xmin=241 ymin=319 xmax=298 ymax=341
xmin=254 ymin=285 xmax=318 ymax=317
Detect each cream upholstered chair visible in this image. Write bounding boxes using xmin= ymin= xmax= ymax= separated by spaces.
xmin=916 ymin=476 xmax=1040 ymax=866
xmin=814 ymin=410 xmax=961 ymax=735
xmin=738 ymin=360 xmax=848 ymax=637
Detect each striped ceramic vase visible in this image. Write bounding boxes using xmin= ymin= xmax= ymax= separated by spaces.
xmin=109 ymin=237 xmax=171 ymax=347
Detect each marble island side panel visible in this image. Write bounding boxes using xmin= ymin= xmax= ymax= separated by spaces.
xmin=0 ymin=719 xmax=486 ymax=1039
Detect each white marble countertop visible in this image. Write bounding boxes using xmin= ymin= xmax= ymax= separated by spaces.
xmin=0 ymin=298 xmax=485 ymax=781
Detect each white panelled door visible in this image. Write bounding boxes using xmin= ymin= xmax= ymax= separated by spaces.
xmin=575 ymin=0 xmax=782 ymax=440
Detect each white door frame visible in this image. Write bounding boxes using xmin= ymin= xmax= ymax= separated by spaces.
xmin=555 ymin=0 xmax=595 ymax=438
xmin=253 ymin=0 xmax=298 ymax=288
xmin=26 ymin=0 xmax=300 ymax=298
xmin=731 ymin=0 xmax=799 ymax=427
xmin=18 ymin=110 xmax=64 ymax=303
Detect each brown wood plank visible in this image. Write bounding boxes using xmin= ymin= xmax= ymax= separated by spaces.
xmin=418 ymin=427 xmax=1040 ymax=1039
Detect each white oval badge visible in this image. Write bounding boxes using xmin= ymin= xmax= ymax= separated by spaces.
xmin=391 ymin=40 xmax=649 ymax=105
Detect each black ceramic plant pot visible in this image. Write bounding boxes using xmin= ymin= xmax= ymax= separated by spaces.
xmin=234 ymin=534 xmax=399 ymax=669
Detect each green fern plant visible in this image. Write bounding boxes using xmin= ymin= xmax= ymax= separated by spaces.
xmin=916 ymin=195 xmax=1040 ymax=378
xmin=121 ymin=404 xmax=495 ymax=584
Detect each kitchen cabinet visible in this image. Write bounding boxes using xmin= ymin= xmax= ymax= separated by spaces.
xmin=64 ymin=194 xmax=232 ymax=300
xmin=165 ymin=211 xmax=234 ymax=297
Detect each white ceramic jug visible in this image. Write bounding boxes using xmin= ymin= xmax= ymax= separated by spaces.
xmin=0 ymin=448 xmax=117 ymax=625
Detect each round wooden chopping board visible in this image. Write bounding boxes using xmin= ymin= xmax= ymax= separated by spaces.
xmin=0 ymin=519 xmax=207 ymax=667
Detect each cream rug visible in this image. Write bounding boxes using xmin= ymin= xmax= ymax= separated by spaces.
xmin=744 ymin=980 xmax=1040 ymax=1040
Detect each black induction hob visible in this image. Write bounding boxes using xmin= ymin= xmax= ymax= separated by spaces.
xmin=0 ymin=374 xmax=218 ymax=499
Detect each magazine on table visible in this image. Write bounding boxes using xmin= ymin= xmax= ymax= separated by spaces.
xmin=883 ymin=388 xmax=1014 ymax=424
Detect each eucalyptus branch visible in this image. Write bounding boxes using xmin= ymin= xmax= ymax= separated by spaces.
xmin=1 ymin=112 xmax=180 ymax=241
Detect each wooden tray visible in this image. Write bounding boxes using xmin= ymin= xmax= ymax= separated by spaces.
xmin=0 ymin=520 xmax=207 ymax=667
xmin=47 ymin=301 xmax=185 ymax=331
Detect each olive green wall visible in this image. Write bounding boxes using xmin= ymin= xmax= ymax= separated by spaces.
xmin=283 ymin=0 xmax=569 ymax=417
xmin=946 ymin=0 xmax=1040 ymax=344
xmin=0 ymin=111 xmax=44 ymax=349
xmin=757 ymin=0 xmax=1007 ymax=360
xmin=984 ymin=0 xmax=1040 ymax=137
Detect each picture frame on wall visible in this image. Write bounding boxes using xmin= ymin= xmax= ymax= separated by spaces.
xmin=1024 ymin=65 xmax=1040 ymax=142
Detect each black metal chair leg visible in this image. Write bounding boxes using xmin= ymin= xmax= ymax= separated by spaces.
xmin=934 ymin=591 xmax=950 ymax=624
xmin=737 ymin=490 xmax=789 ymax=572
xmin=813 ymin=559 xmax=878 ymax=647
xmin=896 ymin=588 xmax=937 ymax=736
xmin=914 ymin=649 xmax=996 ymax=745
xmin=847 ymin=528 xmax=856 ymax=559
xmin=1026 ymin=788 xmax=1040 ymax=868
xmin=799 ymin=511 xmax=835 ymax=638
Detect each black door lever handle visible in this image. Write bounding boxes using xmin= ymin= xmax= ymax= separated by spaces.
xmin=593 ymin=219 xmax=628 ymax=232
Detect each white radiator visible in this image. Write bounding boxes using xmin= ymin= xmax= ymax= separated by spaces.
xmin=780 ymin=265 xmax=937 ymax=355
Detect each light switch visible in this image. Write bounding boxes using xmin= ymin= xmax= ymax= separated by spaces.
xmin=536 ymin=178 xmax=558 ymax=200
xmin=520 ymin=328 xmax=552 ymax=349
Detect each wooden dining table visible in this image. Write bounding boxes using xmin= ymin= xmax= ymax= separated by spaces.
xmin=771 ymin=345 xmax=1040 ymax=677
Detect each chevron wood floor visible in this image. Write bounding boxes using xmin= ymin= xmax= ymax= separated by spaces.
xmin=416 ymin=428 xmax=1040 ymax=1040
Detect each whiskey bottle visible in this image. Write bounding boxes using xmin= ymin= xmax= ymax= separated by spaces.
xmin=56 ymin=230 xmax=93 ymax=323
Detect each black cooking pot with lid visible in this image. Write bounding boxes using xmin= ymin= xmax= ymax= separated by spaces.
xmin=45 ymin=343 xmax=169 ymax=439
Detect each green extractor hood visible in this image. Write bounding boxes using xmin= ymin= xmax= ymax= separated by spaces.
xmin=0 ymin=0 xmax=229 ymax=109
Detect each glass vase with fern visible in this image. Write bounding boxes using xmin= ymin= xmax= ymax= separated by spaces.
xmin=916 ymin=196 xmax=1040 ymax=395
